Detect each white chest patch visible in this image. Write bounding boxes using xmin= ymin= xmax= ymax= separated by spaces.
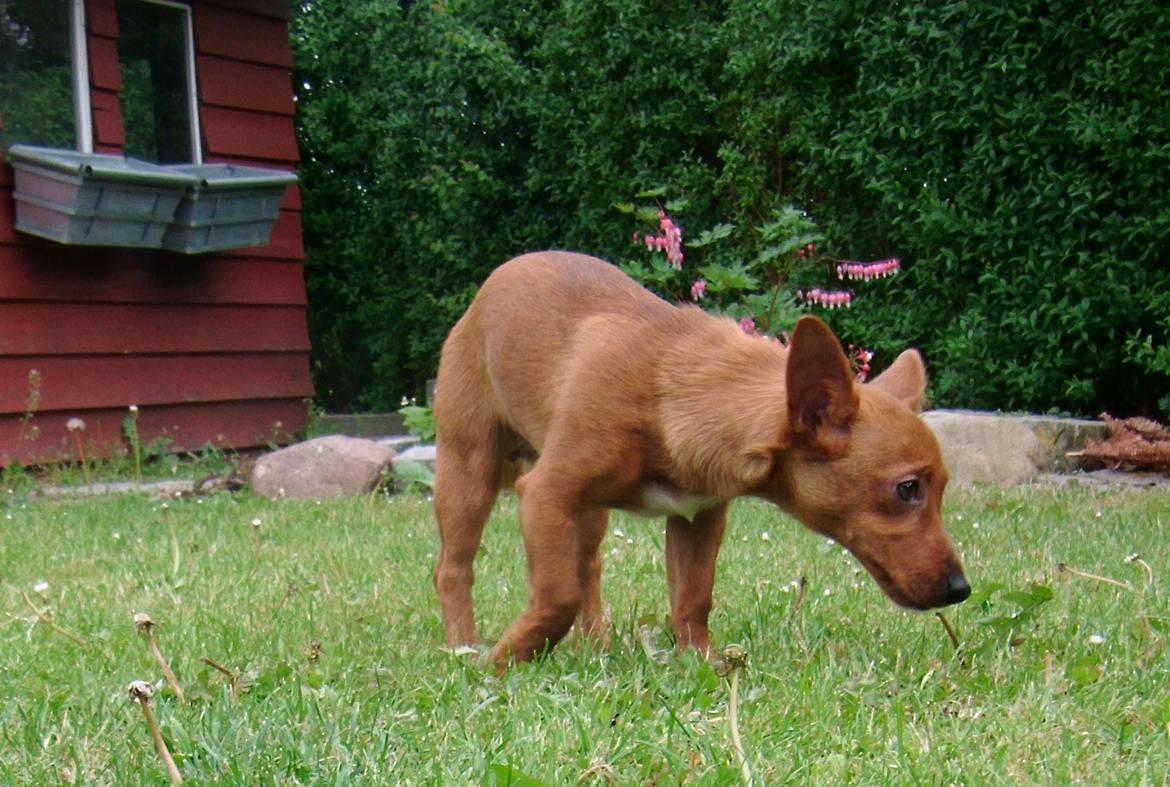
xmin=629 ymin=483 xmax=720 ymax=522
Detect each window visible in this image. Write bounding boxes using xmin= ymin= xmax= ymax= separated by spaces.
xmin=0 ymin=0 xmax=89 ymax=152
xmin=116 ymin=0 xmax=201 ymax=164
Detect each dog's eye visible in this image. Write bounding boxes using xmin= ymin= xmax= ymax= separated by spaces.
xmin=895 ymin=478 xmax=922 ymax=503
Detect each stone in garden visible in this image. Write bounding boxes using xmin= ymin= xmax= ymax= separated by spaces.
xmin=251 ymin=435 xmax=396 ymax=500
xmin=923 ymin=410 xmax=1049 ymax=487
xmin=392 ymin=443 xmax=436 ymax=473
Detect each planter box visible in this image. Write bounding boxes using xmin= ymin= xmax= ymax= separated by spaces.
xmin=8 ymin=145 xmax=193 ymax=248
xmin=161 ymin=163 xmax=297 ymax=254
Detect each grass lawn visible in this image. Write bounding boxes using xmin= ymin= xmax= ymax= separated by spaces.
xmin=1 ymin=480 xmax=1168 ymax=785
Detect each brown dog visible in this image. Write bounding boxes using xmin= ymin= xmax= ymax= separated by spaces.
xmin=432 ymin=251 xmax=969 ymax=671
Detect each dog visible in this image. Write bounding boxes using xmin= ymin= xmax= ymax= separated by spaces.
xmin=432 ymin=251 xmax=969 ymax=672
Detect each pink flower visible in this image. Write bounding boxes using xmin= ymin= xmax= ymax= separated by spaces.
xmin=836 ymin=257 xmax=900 ymax=281
xmin=800 ymin=288 xmax=852 ymax=308
xmin=737 ymin=316 xmax=757 ymax=334
xmin=640 ymin=211 xmax=685 ymax=269
xmin=690 ymin=279 xmax=706 ymax=301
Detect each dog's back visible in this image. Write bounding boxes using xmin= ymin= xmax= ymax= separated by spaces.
xmin=436 ymin=252 xmax=670 ymax=453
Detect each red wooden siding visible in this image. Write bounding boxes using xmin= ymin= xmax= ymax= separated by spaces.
xmin=0 ymin=0 xmax=311 ymax=465
xmin=1 ymin=399 xmax=307 ymax=466
xmin=197 ymin=56 xmax=295 ymax=116
xmin=194 ymin=6 xmax=293 ymax=68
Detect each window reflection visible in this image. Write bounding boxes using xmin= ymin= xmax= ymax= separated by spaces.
xmin=117 ymin=0 xmax=194 ymax=163
xmin=0 ymin=0 xmax=76 ymax=151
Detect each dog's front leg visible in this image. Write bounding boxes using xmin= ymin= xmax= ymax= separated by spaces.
xmin=575 ymin=508 xmax=610 ymax=648
xmin=665 ymin=503 xmax=730 ymax=656
xmin=487 ymin=477 xmax=582 ymax=672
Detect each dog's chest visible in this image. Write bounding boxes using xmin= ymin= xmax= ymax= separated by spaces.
xmin=628 ymin=483 xmax=720 ymax=522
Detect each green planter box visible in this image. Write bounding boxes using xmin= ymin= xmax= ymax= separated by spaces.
xmin=161 ymin=163 xmax=297 ymax=254
xmin=8 ymin=145 xmax=193 ymax=248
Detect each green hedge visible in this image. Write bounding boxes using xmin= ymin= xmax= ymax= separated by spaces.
xmin=294 ymin=0 xmax=1170 ymax=417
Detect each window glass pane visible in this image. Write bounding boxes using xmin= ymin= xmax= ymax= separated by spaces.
xmin=117 ymin=0 xmax=193 ymax=163
xmin=0 ymin=0 xmax=76 ymax=151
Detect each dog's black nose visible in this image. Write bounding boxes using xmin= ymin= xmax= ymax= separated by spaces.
xmin=945 ymin=572 xmax=971 ymax=604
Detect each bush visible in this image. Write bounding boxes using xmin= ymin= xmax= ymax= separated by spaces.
xmin=295 ymin=0 xmax=1170 ymax=417
xmin=720 ymin=0 xmax=1170 ymax=414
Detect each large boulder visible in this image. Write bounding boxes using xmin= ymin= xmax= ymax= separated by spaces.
xmin=923 ymin=411 xmax=1049 ymax=487
xmin=251 ymin=435 xmax=396 ymax=500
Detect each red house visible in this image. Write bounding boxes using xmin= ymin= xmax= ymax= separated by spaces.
xmin=0 ymin=0 xmax=311 ymax=465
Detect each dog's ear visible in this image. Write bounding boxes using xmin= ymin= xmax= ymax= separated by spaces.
xmin=867 ymin=349 xmax=927 ymax=412
xmin=785 ymin=316 xmax=859 ymax=455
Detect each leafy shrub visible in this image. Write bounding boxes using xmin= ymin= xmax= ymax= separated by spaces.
xmin=720 ymin=0 xmax=1170 ymax=414
xmin=295 ymin=0 xmax=1170 ymax=417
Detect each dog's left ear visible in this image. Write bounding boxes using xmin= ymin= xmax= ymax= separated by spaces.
xmin=867 ymin=349 xmax=927 ymax=412
xmin=786 ymin=316 xmax=859 ymax=455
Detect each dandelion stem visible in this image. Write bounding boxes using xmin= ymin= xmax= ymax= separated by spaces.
xmin=128 ymin=405 xmax=142 ymax=488
xmin=129 ymin=681 xmax=183 ymax=785
xmin=787 ymin=575 xmax=807 ymax=625
xmin=70 ymin=431 xmax=92 ymax=489
xmin=717 ymin=645 xmax=753 ymax=786
xmin=199 ymin=656 xmax=241 ymax=702
xmin=936 ymin=612 xmax=961 ymax=651
xmin=21 ymin=592 xmax=87 ymax=647
xmin=728 ymin=668 xmax=752 ymax=785
xmin=1058 ymin=563 xmax=1133 ymax=592
xmin=135 ymin=614 xmax=185 ymax=705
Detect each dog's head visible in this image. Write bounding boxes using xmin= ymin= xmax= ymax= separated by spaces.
xmin=763 ymin=316 xmax=969 ymax=610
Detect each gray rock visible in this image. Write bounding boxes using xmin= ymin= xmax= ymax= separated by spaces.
xmin=393 ymin=443 xmax=436 ymax=472
xmin=378 ymin=435 xmax=421 ymax=453
xmin=1016 ymin=414 xmax=1107 ymax=473
xmin=251 ymin=435 xmax=396 ymax=500
xmin=923 ymin=411 xmax=1049 ymax=487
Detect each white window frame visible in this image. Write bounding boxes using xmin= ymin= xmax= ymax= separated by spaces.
xmin=133 ymin=0 xmax=202 ymax=163
xmin=68 ymin=0 xmax=203 ymax=163
xmin=70 ymin=0 xmax=93 ymax=152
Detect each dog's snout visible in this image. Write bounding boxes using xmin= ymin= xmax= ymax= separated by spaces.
xmin=944 ymin=572 xmax=971 ymax=605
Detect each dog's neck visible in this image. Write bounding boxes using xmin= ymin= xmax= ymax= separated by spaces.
xmin=654 ymin=313 xmax=791 ymax=498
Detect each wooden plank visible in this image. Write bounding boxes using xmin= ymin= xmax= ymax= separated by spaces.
xmin=91 ymin=89 xmax=125 ymax=147
xmin=0 ymin=397 xmax=308 ymax=465
xmin=194 ymin=5 xmax=293 ymax=68
xmin=0 ymin=303 xmax=311 ymax=355
xmin=0 ymin=191 xmax=16 ymax=243
xmin=0 ymin=248 xmax=308 ymax=305
xmin=200 ymin=106 xmax=300 ymax=162
xmin=87 ymin=36 xmax=122 ymax=92
xmin=86 ymin=0 xmax=119 ymax=37
xmin=202 ymin=0 xmax=291 ymax=22
xmin=0 ymin=354 xmax=313 ymax=414
xmin=197 ymin=56 xmax=295 ymax=116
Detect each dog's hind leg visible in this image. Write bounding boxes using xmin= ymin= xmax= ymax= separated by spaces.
xmin=665 ymin=503 xmax=729 ymax=656
xmin=575 ymin=508 xmax=610 ymax=648
xmin=432 ymin=400 xmax=502 ymax=647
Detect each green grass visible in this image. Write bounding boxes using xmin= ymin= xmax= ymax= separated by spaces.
xmin=1 ymin=481 xmax=1168 ymax=785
